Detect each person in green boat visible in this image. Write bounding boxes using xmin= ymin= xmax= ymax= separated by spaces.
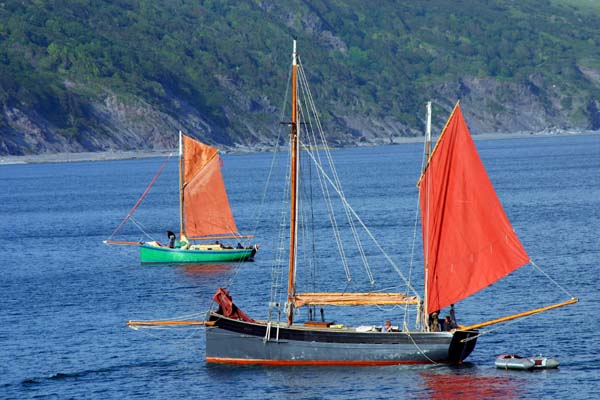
xmin=167 ymin=231 xmax=188 ymax=249
xmin=168 ymin=231 xmax=176 ymax=248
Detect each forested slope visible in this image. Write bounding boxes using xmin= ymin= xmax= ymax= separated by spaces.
xmin=1 ymin=0 xmax=599 ymax=155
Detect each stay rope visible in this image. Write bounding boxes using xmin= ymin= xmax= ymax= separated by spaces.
xmin=404 ymin=332 xmax=439 ymax=364
xmin=457 ymin=260 xmax=578 ymax=343
xmin=297 ymin=58 xmax=369 ymax=284
xmin=270 ymin=145 xmax=292 ymax=306
xmin=108 ymin=153 xmax=173 ymax=240
xmin=529 ymin=260 xmax=576 ymax=298
xmin=128 ymin=216 xmax=155 ymax=242
xmin=300 ymin=144 xmax=420 ymax=297
xmin=220 ymin=59 xmax=293 ymax=303
xmin=261 ymin=66 xmax=293 ymax=308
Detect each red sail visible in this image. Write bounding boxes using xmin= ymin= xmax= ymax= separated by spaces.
xmin=418 ymin=104 xmax=529 ymax=314
xmin=182 ymin=135 xmax=238 ymax=238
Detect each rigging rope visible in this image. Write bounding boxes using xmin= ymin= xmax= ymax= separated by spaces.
xmin=306 ymin=158 xmax=319 ymax=293
xmin=108 ymin=153 xmax=173 ymax=239
xmin=129 ymin=217 xmax=156 ymax=242
xmin=404 ymin=332 xmax=439 ymax=364
xmin=529 ymin=260 xmax=576 ymax=298
xmin=298 ymin=63 xmax=373 ymax=285
xmin=297 ymin=59 xmax=368 ymax=284
xmin=300 ymin=144 xmax=420 ymax=298
xmin=267 ymin=67 xmax=294 ymax=309
xmin=268 ymin=136 xmax=292 ymax=307
xmin=298 ymin=129 xmax=352 ymax=282
xmin=224 ymin=59 xmax=292 ymax=305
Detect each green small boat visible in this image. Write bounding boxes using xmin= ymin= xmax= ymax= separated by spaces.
xmin=106 ymin=133 xmax=258 ymax=264
xmin=139 ymin=242 xmax=257 ymax=264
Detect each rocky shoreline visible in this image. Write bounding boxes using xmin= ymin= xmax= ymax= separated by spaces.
xmin=0 ymin=131 xmax=595 ymax=165
xmin=0 ymin=149 xmax=175 ymax=165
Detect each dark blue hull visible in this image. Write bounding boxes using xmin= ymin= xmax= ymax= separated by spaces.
xmin=205 ymin=313 xmax=477 ymax=365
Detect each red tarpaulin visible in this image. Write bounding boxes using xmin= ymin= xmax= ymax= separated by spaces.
xmin=213 ymin=288 xmax=254 ymax=322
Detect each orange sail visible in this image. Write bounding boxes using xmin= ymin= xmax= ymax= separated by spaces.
xmin=418 ymin=103 xmax=530 ymax=314
xmin=182 ymin=135 xmax=238 ymax=238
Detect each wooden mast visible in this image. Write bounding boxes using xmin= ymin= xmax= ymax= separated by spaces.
xmin=287 ymin=39 xmax=299 ymax=325
xmin=178 ymin=130 xmax=185 ymax=240
xmin=423 ymin=101 xmax=432 ymax=330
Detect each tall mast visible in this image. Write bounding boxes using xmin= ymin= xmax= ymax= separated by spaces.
xmin=178 ymin=130 xmax=185 ymax=239
xmin=287 ymin=39 xmax=299 ymax=325
xmin=423 ymin=101 xmax=432 ymax=330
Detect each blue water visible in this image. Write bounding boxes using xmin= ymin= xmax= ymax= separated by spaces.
xmin=1 ymin=134 xmax=598 ymax=399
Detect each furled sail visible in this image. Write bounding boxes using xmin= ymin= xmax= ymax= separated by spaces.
xmin=418 ymin=104 xmax=530 ymax=314
xmin=292 ymin=292 xmax=420 ymax=307
xmin=182 ymin=135 xmax=238 ymax=238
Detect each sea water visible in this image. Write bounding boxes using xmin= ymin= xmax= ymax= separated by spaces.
xmin=0 ymin=134 xmax=598 ymax=399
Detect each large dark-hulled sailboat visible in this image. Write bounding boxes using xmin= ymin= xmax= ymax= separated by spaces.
xmin=203 ymin=40 xmax=577 ymax=365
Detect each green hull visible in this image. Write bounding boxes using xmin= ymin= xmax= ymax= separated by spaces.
xmin=139 ymin=244 xmax=256 ymax=264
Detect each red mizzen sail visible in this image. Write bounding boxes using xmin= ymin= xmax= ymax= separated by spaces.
xmin=418 ymin=103 xmax=529 ymax=314
xmin=182 ymin=135 xmax=238 ymax=238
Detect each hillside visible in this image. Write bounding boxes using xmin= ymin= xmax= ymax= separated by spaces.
xmin=1 ymin=0 xmax=600 ymax=155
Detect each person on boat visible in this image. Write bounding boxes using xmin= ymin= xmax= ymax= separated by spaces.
xmin=450 ymin=304 xmax=457 ymax=325
xmin=168 ymin=231 xmax=176 ymax=248
xmin=382 ymin=320 xmax=393 ymax=332
xmin=443 ymin=315 xmax=457 ymax=331
xmin=236 ymin=242 xmax=243 ymax=249
xmin=167 ymin=231 xmax=189 ymax=249
xmin=429 ymin=312 xmax=440 ymax=332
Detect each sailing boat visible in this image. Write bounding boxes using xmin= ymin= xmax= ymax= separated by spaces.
xmin=105 ymin=133 xmax=258 ymax=263
xmin=200 ymin=40 xmax=578 ymax=365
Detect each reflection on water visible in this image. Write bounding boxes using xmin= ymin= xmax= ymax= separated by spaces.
xmin=179 ymin=263 xmax=237 ymax=276
xmin=421 ymin=369 xmax=518 ymax=399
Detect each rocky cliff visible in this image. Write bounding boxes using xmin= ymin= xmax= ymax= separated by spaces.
xmin=1 ymin=0 xmax=599 ymax=155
